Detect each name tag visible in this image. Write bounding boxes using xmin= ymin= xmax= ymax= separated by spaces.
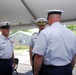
xmin=2 ymin=42 xmax=6 ymax=44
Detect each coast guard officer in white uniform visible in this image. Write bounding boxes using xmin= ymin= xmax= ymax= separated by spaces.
xmin=32 ymin=9 xmax=76 ymax=75
xmin=29 ymin=18 xmax=47 ymax=75
xmin=0 ymin=22 xmax=15 ymax=75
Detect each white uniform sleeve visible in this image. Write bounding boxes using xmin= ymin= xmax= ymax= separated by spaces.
xmin=32 ymin=32 xmax=47 ymax=55
xmin=29 ymin=37 xmax=34 ymax=47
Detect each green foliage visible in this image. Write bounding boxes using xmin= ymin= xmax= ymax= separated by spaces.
xmin=10 ymin=30 xmax=18 ymax=35
xmin=66 ymin=24 xmax=76 ymax=34
xmin=23 ymin=29 xmax=33 ymax=33
xmin=10 ymin=29 xmax=32 ymax=35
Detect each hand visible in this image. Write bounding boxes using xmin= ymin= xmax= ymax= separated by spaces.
xmin=12 ymin=63 xmax=16 ymax=68
xmin=34 ymin=73 xmax=39 ymax=75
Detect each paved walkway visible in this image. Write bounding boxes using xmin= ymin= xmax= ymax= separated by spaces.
xmin=13 ymin=50 xmax=32 ymax=75
xmin=13 ymin=50 xmax=76 ymax=75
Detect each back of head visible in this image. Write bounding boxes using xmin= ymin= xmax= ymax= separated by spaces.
xmin=46 ymin=9 xmax=64 ymax=19
xmin=0 ymin=21 xmax=10 ymax=29
xmin=46 ymin=9 xmax=64 ymax=25
xmin=49 ymin=14 xmax=61 ymax=22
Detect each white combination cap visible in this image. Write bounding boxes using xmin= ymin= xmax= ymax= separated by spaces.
xmin=46 ymin=9 xmax=64 ymax=13
xmin=35 ymin=18 xmax=47 ymax=25
xmin=0 ymin=21 xmax=10 ymax=26
xmin=0 ymin=21 xmax=10 ymax=29
xmin=45 ymin=9 xmax=64 ymax=20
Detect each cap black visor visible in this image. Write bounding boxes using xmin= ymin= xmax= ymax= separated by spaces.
xmin=0 ymin=25 xmax=10 ymax=29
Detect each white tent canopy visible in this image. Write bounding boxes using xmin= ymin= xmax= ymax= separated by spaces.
xmin=0 ymin=0 xmax=76 ymax=30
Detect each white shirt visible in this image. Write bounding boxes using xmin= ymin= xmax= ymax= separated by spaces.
xmin=29 ymin=32 xmax=39 ymax=47
xmin=0 ymin=35 xmax=14 ymax=59
xmin=33 ymin=22 xmax=76 ymax=66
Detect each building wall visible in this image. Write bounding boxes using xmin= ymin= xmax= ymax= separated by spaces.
xmin=10 ymin=33 xmax=31 ymax=46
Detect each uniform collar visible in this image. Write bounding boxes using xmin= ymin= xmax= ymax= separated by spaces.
xmin=51 ymin=22 xmax=61 ymax=27
xmin=37 ymin=31 xmax=40 ymax=35
xmin=1 ymin=34 xmax=10 ymax=40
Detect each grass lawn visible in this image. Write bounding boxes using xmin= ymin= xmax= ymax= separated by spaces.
xmin=14 ymin=45 xmax=29 ymax=52
xmin=14 ymin=49 xmax=29 ymax=53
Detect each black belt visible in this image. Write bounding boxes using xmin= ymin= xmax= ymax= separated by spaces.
xmin=0 ymin=58 xmax=11 ymax=62
xmin=44 ymin=63 xmax=71 ymax=68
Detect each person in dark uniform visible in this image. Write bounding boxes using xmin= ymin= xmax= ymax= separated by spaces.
xmin=32 ymin=9 xmax=76 ymax=75
xmin=29 ymin=18 xmax=47 ymax=75
xmin=0 ymin=21 xmax=15 ymax=75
